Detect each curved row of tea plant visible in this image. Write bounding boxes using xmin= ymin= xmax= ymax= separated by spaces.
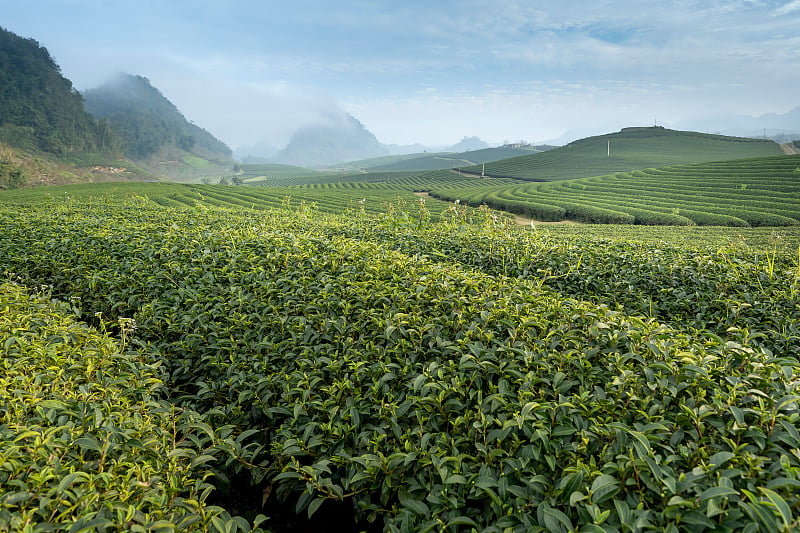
xmin=536 ymin=224 xmax=800 ymax=255
xmin=0 ymin=282 xmax=260 ymax=532
xmin=433 ymin=155 xmax=800 ymax=225
xmin=243 ymin=171 xmax=412 ymax=187
xmin=0 ymin=180 xmax=450 ymax=218
xmin=287 ymin=170 xmax=515 ymax=192
xmin=2 ymin=204 xmax=800 ymax=532
xmin=0 ymin=172 xmax=516 ymax=219
xmin=321 ymin=212 xmax=800 ymax=357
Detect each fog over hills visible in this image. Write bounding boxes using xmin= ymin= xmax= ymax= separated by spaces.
xmin=270 ymin=112 xmax=390 ymax=168
xmin=239 ymin=125 xmax=496 ymax=166
xmin=672 ymin=106 xmax=800 ymax=142
xmin=447 ymin=136 xmax=491 ymax=152
xmin=83 ymin=74 xmax=232 ymax=161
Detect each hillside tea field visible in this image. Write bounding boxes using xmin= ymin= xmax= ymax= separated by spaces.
xmin=462 ymin=128 xmax=783 ymax=182
xmin=434 ymin=155 xmax=800 ymax=225
xmin=1 ymin=196 xmax=800 ymax=532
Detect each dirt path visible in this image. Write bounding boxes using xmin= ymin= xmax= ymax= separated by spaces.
xmin=780 ymin=143 xmax=800 ymax=155
xmin=514 ymin=215 xmax=580 ymax=226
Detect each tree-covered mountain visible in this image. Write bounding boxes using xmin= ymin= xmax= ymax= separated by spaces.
xmin=0 ymin=27 xmax=102 ymax=155
xmin=83 ymin=74 xmax=232 ymax=161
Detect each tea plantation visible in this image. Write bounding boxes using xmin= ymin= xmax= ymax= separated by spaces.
xmin=462 ymin=128 xmax=783 ymax=182
xmin=1 ymin=193 xmax=799 ymax=532
xmin=433 ymin=155 xmax=800 ymax=225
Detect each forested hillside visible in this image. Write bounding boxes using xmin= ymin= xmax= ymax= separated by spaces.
xmin=0 ymin=27 xmax=102 ymax=155
xmin=83 ymin=74 xmax=232 ymax=161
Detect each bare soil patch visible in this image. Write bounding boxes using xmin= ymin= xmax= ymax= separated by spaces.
xmin=515 ymin=214 xmax=580 ymax=226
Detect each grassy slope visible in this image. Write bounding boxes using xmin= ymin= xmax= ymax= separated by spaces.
xmin=365 ymin=146 xmax=546 ymax=172
xmin=464 ymin=127 xmax=783 ymax=181
xmin=239 ymin=163 xmax=321 ymax=182
xmin=0 ymin=143 xmax=155 ymax=186
xmin=331 ymin=152 xmax=452 ymax=170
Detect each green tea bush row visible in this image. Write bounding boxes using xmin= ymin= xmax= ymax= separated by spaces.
xmin=0 ymin=282 xmax=259 ymax=532
xmin=437 ymin=155 xmax=800 ymax=225
xmin=2 ymin=205 xmax=800 ymax=531
xmin=326 ymin=219 xmax=800 ymax=357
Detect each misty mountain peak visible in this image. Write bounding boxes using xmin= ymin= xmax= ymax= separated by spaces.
xmin=272 ymin=112 xmax=389 ymax=167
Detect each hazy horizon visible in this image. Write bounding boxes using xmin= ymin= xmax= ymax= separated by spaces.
xmin=3 ymin=1 xmax=800 ymax=151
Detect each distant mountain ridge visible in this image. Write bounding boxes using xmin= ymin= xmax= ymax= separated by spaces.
xmin=673 ymin=106 xmax=800 ymax=141
xmin=447 ymin=136 xmax=490 ymax=152
xmin=258 ymin=128 xmax=495 ymax=167
xmin=83 ymin=74 xmax=232 ymax=161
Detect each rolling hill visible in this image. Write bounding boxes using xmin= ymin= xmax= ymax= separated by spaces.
xmin=431 ymin=154 xmax=800 ymax=225
xmin=463 ymin=126 xmax=783 ymax=181
xmin=360 ymin=145 xmax=553 ymax=172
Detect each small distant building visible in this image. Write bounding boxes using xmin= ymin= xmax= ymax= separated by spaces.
xmin=503 ymin=142 xmax=533 ymax=148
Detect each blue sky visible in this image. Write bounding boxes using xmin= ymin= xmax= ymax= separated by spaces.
xmin=3 ymin=0 xmax=800 ymax=149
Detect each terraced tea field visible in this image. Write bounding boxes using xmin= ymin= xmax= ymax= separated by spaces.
xmin=1 ymin=186 xmax=799 ymax=531
xmin=0 ymin=172 xmax=516 ymax=219
xmin=433 ymin=154 xmax=800 ymax=226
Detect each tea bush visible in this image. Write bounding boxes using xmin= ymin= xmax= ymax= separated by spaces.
xmin=0 ymin=282 xmax=262 ymax=532
xmin=1 ymin=203 xmax=799 ymax=531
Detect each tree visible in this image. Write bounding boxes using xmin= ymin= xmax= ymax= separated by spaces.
xmin=0 ymin=158 xmax=26 ymax=189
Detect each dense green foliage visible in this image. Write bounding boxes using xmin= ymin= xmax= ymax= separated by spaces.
xmin=83 ymin=74 xmax=232 ymax=161
xmin=463 ymin=128 xmax=782 ymax=181
xmin=1 ymin=190 xmax=799 ymax=531
xmin=0 ymin=157 xmax=25 ymax=189
xmin=0 ymin=27 xmax=102 ymax=155
xmin=0 ymin=282 xmax=262 ymax=531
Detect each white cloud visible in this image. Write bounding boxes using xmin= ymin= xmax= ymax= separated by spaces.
xmin=341 ymin=80 xmax=719 ymax=146
xmin=775 ymin=0 xmax=800 ymax=14
xmin=6 ymin=0 xmax=799 ymax=148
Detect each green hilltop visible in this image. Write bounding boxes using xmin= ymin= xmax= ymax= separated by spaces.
xmin=342 ymin=145 xmax=552 ymax=172
xmin=464 ymin=126 xmax=783 ymax=181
